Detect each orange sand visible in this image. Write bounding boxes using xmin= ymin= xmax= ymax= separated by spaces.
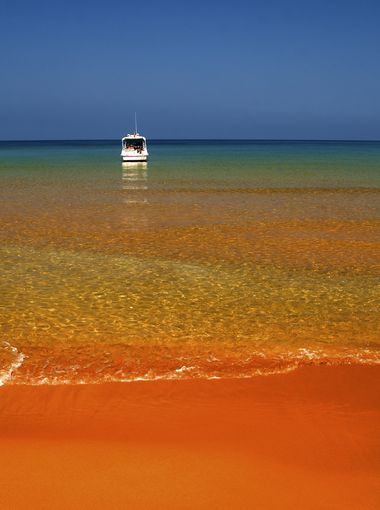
xmin=0 ymin=365 xmax=379 ymax=509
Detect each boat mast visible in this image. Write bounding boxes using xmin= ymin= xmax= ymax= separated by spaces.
xmin=134 ymin=112 xmax=138 ymax=135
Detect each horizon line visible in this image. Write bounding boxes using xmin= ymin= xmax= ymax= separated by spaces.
xmin=1 ymin=138 xmax=380 ymax=143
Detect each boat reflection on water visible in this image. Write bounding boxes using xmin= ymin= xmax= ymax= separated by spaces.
xmin=122 ymin=162 xmax=148 ymax=200
xmin=121 ymin=162 xmax=149 ymax=230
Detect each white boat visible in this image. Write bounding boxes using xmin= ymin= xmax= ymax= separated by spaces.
xmin=120 ymin=114 xmax=149 ymax=162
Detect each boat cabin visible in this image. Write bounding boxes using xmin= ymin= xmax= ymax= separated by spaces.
xmin=122 ymin=135 xmax=146 ymax=153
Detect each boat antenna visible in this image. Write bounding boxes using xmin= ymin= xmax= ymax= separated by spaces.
xmin=134 ymin=112 xmax=138 ymax=135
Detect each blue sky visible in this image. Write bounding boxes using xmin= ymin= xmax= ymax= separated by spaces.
xmin=1 ymin=0 xmax=379 ymax=139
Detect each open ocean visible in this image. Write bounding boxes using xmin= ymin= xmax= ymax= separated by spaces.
xmin=0 ymin=140 xmax=379 ymax=384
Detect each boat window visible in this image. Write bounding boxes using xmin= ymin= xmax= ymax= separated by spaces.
xmin=124 ymin=139 xmax=144 ymax=149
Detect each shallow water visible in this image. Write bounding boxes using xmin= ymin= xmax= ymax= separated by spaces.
xmin=0 ymin=140 xmax=379 ymax=384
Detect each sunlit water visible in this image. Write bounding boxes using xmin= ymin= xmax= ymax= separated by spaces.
xmin=1 ymin=140 xmax=379 ymax=384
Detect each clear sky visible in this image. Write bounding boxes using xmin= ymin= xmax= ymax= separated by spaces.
xmin=1 ymin=0 xmax=379 ymax=140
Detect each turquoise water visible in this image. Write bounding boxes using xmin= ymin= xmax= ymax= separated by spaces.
xmin=2 ymin=140 xmax=380 ymax=185
xmin=0 ymin=140 xmax=379 ymax=384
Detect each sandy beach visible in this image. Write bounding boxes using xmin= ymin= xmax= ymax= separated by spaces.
xmin=0 ymin=365 xmax=379 ymax=509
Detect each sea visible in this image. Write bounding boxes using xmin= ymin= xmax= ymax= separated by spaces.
xmin=0 ymin=140 xmax=379 ymax=385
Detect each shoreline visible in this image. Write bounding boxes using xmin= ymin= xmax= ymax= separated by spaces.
xmin=0 ymin=365 xmax=379 ymax=509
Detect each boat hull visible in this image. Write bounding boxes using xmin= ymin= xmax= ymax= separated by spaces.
xmin=121 ymin=153 xmax=148 ymax=162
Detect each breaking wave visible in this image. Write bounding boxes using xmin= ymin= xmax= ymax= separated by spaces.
xmin=0 ymin=342 xmax=26 ymax=386
xmin=1 ymin=344 xmax=378 ymax=386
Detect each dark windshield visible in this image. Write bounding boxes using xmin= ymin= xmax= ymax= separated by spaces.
xmin=123 ymin=139 xmax=144 ymax=149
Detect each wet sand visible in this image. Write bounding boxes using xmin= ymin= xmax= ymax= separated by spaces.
xmin=0 ymin=365 xmax=379 ymax=509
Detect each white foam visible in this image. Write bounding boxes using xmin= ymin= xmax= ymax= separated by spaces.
xmin=0 ymin=342 xmax=26 ymax=386
xmin=175 ymin=365 xmax=196 ymax=373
